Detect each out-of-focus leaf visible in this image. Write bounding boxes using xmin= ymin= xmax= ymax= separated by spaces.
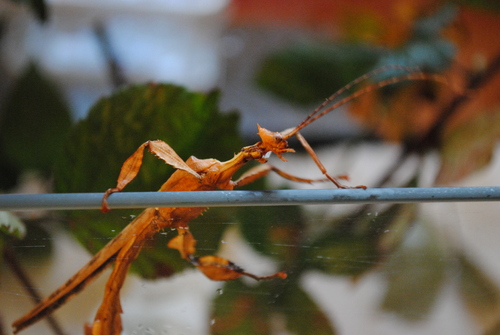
xmin=273 ymin=4 xmax=452 ymax=144
xmin=211 ymin=279 xmax=272 ymax=335
xmin=9 ymin=0 xmax=48 ymax=22
xmin=349 ymin=80 xmax=446 ymax=142
xmin=305 ymin=233 xmax=377 ymax=277
xmin=456 ymin=0 xmax=500 ymax=12
xmin=256 ymin=43 xmax=379 ymax=105
xmin=349 ymin=5 xmax=457 ymax=142
xmin=305 ymin=211 xmax=379 ymax=276
xmin=339 ymin=9 xmax=385 ymax=45
xmin=256 ymin=4 xmax=456 ymax=110
xmin=0 ymin=64 xmax=71 ymax=177
xmin=374 ymin=203 xmax=418 ymax=253
xmin=238 ymin=206 xmax=304 ymax=262
xmin=211 ymin=277 xmax=334 ymax=335
xmin=0 ymin=211 xmax=26 ymax=240
xmin=55 ymin=84 xmax=241 ymax=193
xmin=55 ymin=84 xmax=242 ymax=279
xmin=10 ymin=222 xmax=53 ymax=263
xmin=279 ymin=281 xmax=336 ymax=335
xmin=458 ymin=253 xmax=500 ymax=328
xmin=305 ymin=203 xmax=417 ymax=277
xmin=381 ymin=222 xmax=446 ymax=321
xmin=435 ymin=107 xmax=500 ymax=185
xmin=0 ymin=152 xmax=20 ymax=190
xmin=0 ymin=214 xmax=55 ymax=272
xmin=373 ymin=4 xmax=457 ymax=71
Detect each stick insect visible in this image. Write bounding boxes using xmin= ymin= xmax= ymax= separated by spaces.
xmin=12 ymin=66 xmax=446 ymax=334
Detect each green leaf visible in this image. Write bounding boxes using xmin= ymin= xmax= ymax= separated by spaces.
xmin=305 ymin=232 xmax=377 ymax=277
xmin=304 ymin=202 xmax=418 ymax=277
xmin=55 ymin=84 xmax=241 ymax=193
xmin=0 ymin=211 xmax=26 ymax=240
xmin=256 ymin=43 xmax=380 ymax=105
xmin=0 ymin=64 xmax=71 ymax=177
xmin=436 ymin=107 xmax=500 ymax=185
xmin=211 ymin=279 xmax=273 ymax=335
xmin=0 ymin=151 xmax=20 ymax=190
xmin=279 ymin=281 xmax=336 ymax=335
xmin=54 ymin=84 xmax=243 ymax=279
xmin=458 ymin=253 xmax=500 ymax=328
xmin=238 ymin=205 xmax=304 ymax=262
xmin=210 ymin=278 xmax=334 ymax=335
xmin=256 ymin=5 xmax=457 ymax=108
xmin=455 ymin=0 xmax=500 ymax=12
xmin=380 ymin=222 xmax=446 ymax=321
xmin=373 ymin=203 xmax=418 ymax=253
xmin=10 ymin=222 xmax=53 ymax=263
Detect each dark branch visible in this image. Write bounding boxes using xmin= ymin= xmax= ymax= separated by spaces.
xmin=3 ymin=246 xmax=65 ymax=335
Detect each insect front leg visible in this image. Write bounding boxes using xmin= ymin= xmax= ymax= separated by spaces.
xmin=167 ymin=228 xmax=286 ymax=281
xmin=102 ymin=140 xmax=201 ymax=212
xmin=295 ymin=132 xmax=367 ymax=189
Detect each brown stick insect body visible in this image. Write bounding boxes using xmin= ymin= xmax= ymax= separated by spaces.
xmin=12 ymin=67 xmax=445 ymax=334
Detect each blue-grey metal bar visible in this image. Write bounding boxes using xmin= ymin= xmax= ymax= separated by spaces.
xmin=0 ymin=187 xmax=499 ymax=211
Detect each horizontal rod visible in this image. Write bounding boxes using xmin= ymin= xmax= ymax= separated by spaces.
xmin=0 ymin=187 xmax=499 ymax=211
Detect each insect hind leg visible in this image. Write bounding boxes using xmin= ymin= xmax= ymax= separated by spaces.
xmin=168 ymin=228 xmax=286 ymax=281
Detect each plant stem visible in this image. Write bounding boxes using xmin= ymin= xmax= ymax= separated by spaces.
xmin=3 ymin=246 xmax=65 ymax=335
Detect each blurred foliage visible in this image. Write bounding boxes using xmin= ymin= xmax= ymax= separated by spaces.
xmin=455 ymin=0 xmax=500 ymax=12
xmin=54 ymin=84 xmax=241 ymax=193
xmin=458 ymin=253 xmax=500 ymax=328
xmin=0 ymin=63 xmax=67 ymax=276
xmin=211 ymin=278 xmax=335 ymax=335
xmin=256 ymin=43 xmax=379 ymax=105
xmin=0 ymin=64 xmax=71 ymax=189
xmin=0 ymin=212 xmax=26 ymax=259
xmin=381 ymin=222 xmax=446 ymax=321
xmin=0 ymin=213 xmax=52 ymax=278
xmin=373 ymin=4 xmax=457 ymax=70
xmin=304 ymin=203 xmax=418 ymax=277
xmin=54 ymin=84 xmax=242 ymax=279
xmin=8 ymin=0 xmax=48 ymax=22
xmin=436 ymin=106 xmax=500 ymax=184
xmin=238 ymin=205 xmax=304 ymax=261
xmin=256 ymin=5 xmax=456 ymax=106
xmin=9 ymin=221 xmax=53 ymax=263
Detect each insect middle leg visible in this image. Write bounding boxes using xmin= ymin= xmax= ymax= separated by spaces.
xmin=233 ymin=164 xmax=330 ymax=188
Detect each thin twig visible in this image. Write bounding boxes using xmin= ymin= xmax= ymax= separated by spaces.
xmin=93 ymin=22 xmax=127 ymax=88
xmin=0 ymin=314 xmax=6 ymax=335
xmin=3 ymin=246 xmax=65 ymax=335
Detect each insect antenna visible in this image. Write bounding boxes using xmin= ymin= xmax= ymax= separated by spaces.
xmin=295 ymin=65 xmax=418 ymax=127
xmin=283 ymin=67 xmax=448 ymax=139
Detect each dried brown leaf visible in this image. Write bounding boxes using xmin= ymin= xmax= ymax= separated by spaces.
xmin=435 ymin=107 xmax=500 ymax=185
